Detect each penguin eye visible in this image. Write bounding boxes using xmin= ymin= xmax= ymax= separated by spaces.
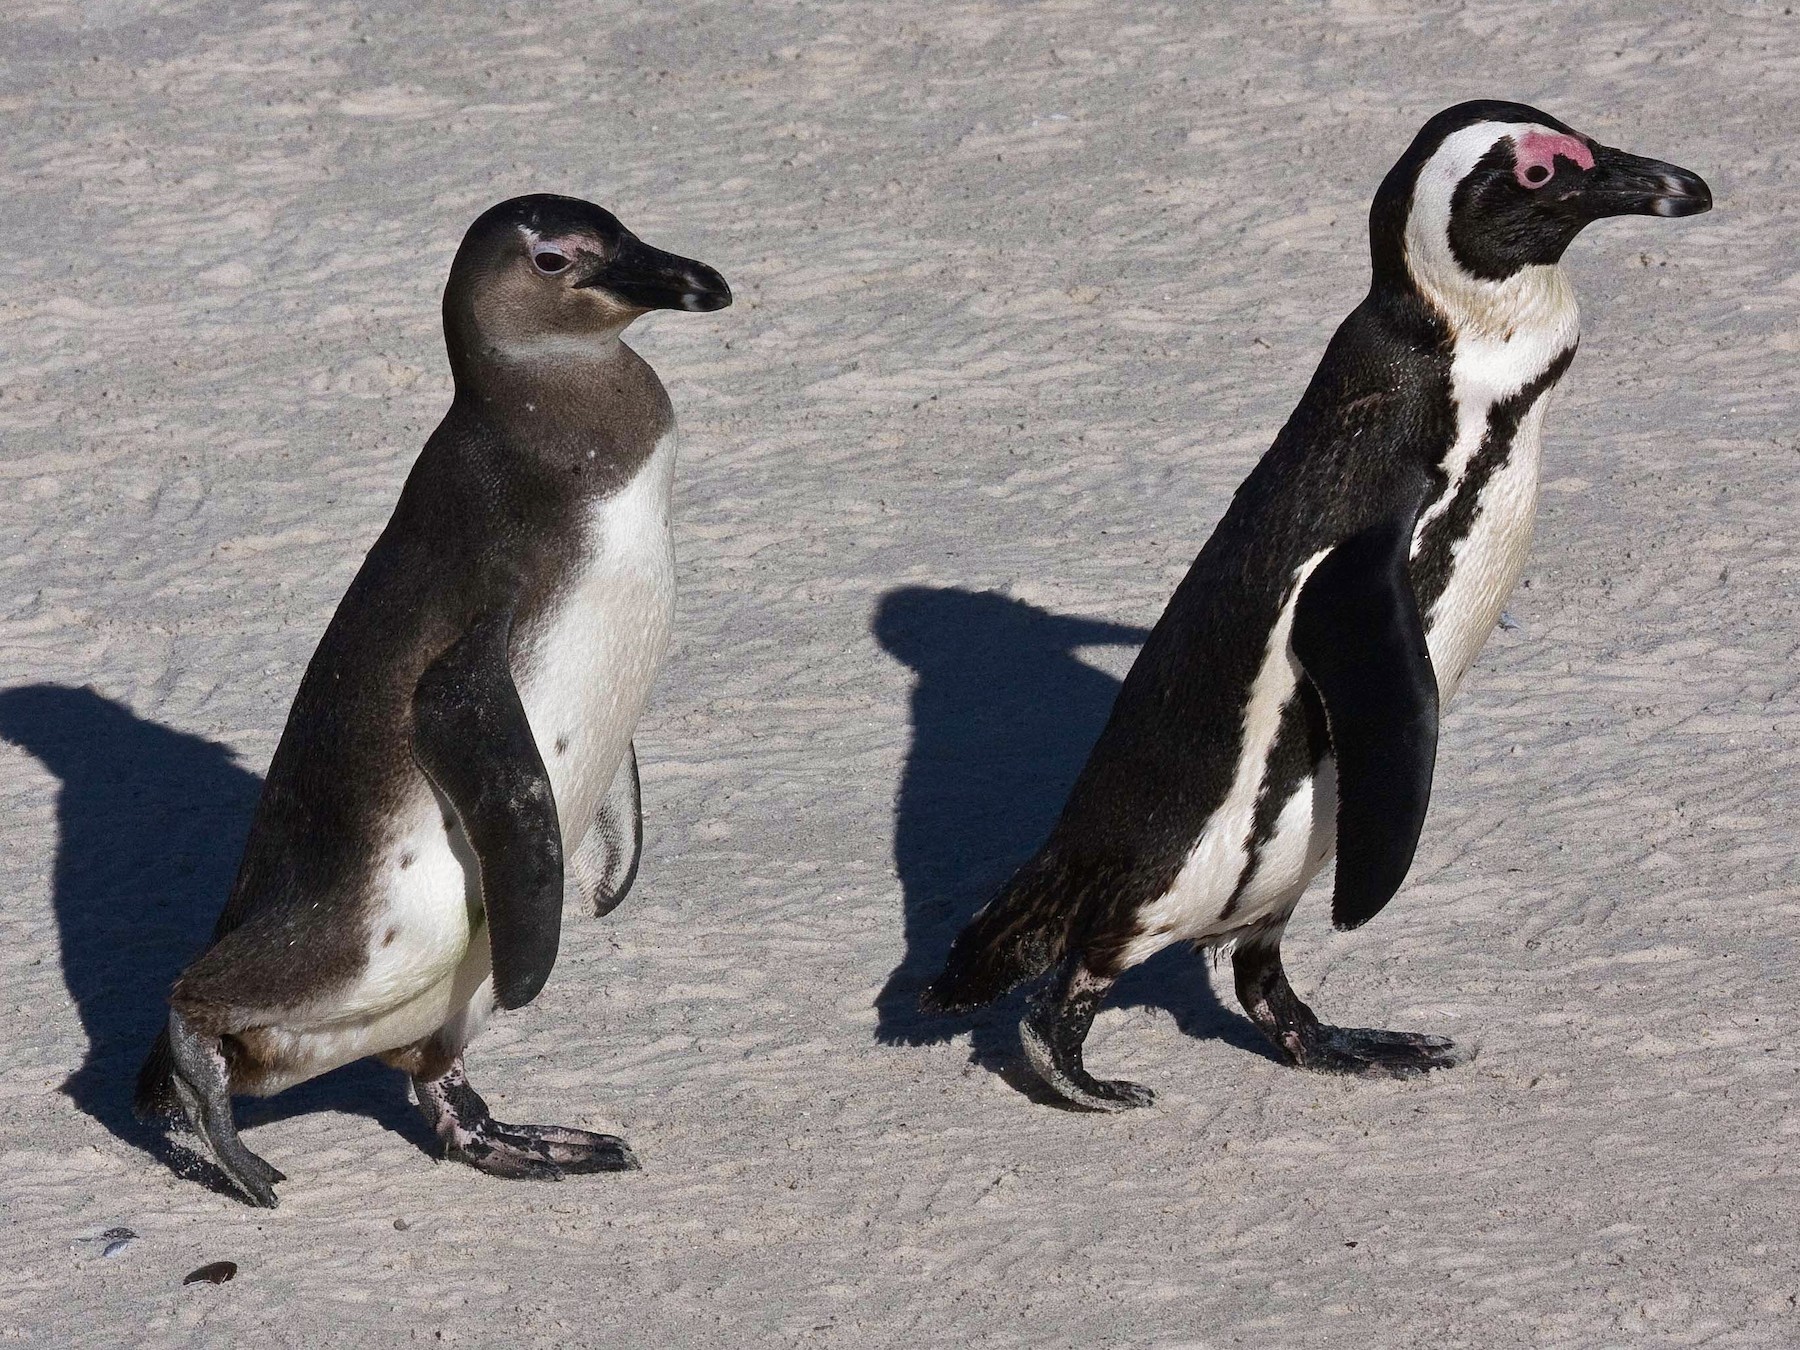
xmin=1521 ymin=163 xmax=1553 ymax=188
xmin=531 ymin=249 xmax=571 ymax=275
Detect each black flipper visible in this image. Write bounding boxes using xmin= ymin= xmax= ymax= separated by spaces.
xmin=413 ymin=611 xmax=564 ymax=1010
xmin=571 ymin=741 xmax=641 ymax=917
xmin=1291 ymin=513 xmax=1439 ymax=930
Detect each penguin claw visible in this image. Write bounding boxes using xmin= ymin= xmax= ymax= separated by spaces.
xmin=214 ymin=1153 xmax=281 ymax=1208
xmin=493 ymin=1121 xmax=641 ymax=1174
xmin=445 ymin=1141 xmax=562 ymax=1182
xmin=1078 ymin=1079 xmax=1157 ymax=1112
xmin=1031 ymin=1066 xmax=1157 ymax=1113
xmin=198 ymin=1138 xmax=284 ymax=1204
xmin=201 ymin=1137 xmax=282 ymax=1207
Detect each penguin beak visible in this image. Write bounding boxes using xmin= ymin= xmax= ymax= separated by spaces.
xmin=1576 ymin=145 xmax=1713 ymax=220
xmin=576 ymin=233 xmax=733 ymax=313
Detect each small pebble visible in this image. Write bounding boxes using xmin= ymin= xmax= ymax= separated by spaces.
xmin=183 ymin=1261 xmax=237 ymax=1286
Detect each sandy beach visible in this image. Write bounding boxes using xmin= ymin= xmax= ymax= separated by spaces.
xmin=2 ymin=1 xmax=1796 ymax=1344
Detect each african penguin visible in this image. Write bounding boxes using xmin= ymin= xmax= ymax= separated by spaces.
xmin=923 ymin=101 xmax=1711 ymax=1110
xmin=134 ymin=195 xmax=731 ymax=1205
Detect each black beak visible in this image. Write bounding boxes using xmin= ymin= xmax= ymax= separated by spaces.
xmin=576 ymin=232 xmax=732 ymax=313
xmin=1578 ymin=145 xmax=1713 ymax=219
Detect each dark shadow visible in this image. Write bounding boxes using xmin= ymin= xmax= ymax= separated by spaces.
xmin=872 ymin=588 xmax=1272 ymax=1082
xmin=0 ymin=684 xmax=429 ymax=1187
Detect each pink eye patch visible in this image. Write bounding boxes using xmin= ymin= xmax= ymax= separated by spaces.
xmin=1512 ymin=130 xmax=1595 ymax=188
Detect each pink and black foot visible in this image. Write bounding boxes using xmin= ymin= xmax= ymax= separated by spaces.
xmin=413 ymin=1060 xmax=639 ymax=1179
xmin=1233 ymin=940 xmax=1464 ymax=1077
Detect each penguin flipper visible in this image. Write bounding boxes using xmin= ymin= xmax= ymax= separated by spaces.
xmin=1292 ymin=512 xmax=1440 ymax=931
xmin=414 ymin=612 xmax=565 ymax=1011
xmin=572 ymin=740 xmax=642 ymax=917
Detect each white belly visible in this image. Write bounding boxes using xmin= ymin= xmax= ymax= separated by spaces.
xmin=1418 ymin=398 xmax=1549 ymax=700
xmin=515 ymin=431 xmax=678 ymax=846
xmin=248 ymin=434 xmax=678 ymax=1085
xmin=1163 ymin=439 xmax=1543 ymax=959
xmin=242 ymin=791 xmax=493 ymax=1091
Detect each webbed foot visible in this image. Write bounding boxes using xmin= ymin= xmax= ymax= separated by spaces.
xmin=1233 ymin=936 xmax=1468 ymax=1080
xmin=413 ymin=1060 xmax=638 ymax=1180
xmin=1279 ymin=1023 xmax=1465 ymax=1078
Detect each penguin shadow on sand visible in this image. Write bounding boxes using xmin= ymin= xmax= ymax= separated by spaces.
xmin=871 ymin=587 xmax=1275 ymax=1099
xmin=0 ymin=685 xmax=431 ymax=1192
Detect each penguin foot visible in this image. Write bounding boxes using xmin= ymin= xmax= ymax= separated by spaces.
xmin=1280 ymin=1024 xmax=1464 ymax=1079
xmin=413 ymin=1060 xmax=639 ymax=1181
xmin=449 ymin=1120 xmax=640 ymax=1180
xmin=1233 ymin=937 xmax=1467 ymax=1080
xmin=1019 ymin=960 xmax=1155 ymax=1112
xmin=1021 ymin=1013 xmax=1155 ymax=1111
xmin=164 ymin=1009 xmax=284 ymax=1208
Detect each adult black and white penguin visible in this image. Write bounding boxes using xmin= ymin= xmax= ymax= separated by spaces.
xmin=923 ymin=101 xmax=1711 ymax=1109
xmin=134 ymin=194 xmax=730 ymax=1205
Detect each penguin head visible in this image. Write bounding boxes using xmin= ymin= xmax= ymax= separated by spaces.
xmin=443 ymin=194 xmax=730 ymax=365
xmin=1372 ymin=101 xmax=1711 ymax=302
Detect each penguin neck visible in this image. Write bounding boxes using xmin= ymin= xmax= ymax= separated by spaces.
xmin=1362 ymin=236 xmax=1580 ymax=421
xmin=1411 ymin=257 xmax=1579 ymax=352
xmin=453 ymin=333 xmax=650 ymax=431
xmin=448 ymin=333 xmax=674 ymax=490
xmin=1397 ymin=200 xmax=1581 ymax=350
xmin=454 ymin=324 xmax=618 ymax=389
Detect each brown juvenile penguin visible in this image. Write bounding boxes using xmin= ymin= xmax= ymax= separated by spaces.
xmin=136 ymin=194 xmax=730 ymax=1205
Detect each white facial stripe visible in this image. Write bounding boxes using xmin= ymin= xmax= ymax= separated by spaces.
xmin=1403 ymin=121 xmax=1581 ymax=341
xmin=1405 ymin=122 xmax=1535 ymax=290
xmin=1405 ymin=123 xmax=1581 ymax=678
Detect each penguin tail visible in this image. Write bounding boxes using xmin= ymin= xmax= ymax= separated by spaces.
xmin=922 ymin=853 xmax=1074 ymax=1013
xmin=133 ymin=1027 xmax=180 ymax=1124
